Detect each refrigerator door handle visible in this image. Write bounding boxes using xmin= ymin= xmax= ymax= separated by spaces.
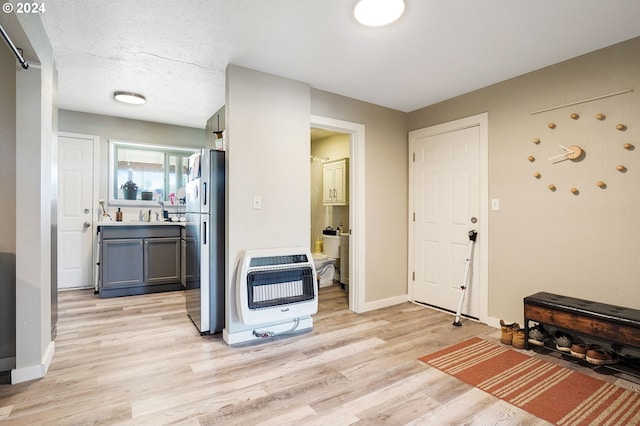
xmin=203 ymin=220 xmax=207 ymax=245
xmin=203 ymin=182 xmax=207 ymax=207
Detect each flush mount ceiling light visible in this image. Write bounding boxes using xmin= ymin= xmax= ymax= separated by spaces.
xmin=114 ymin=91 xmax=146 ymax=105
xmin=354 ymin=0 xmax=405 ymax=27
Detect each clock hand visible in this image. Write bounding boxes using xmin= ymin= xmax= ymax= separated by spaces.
xmin=548 ymin=150 xmax=575 ymax=161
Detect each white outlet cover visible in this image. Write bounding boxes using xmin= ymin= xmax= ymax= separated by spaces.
xmin=253 ymin=195 xmax=262 ymax=210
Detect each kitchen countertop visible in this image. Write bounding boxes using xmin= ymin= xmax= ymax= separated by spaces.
xmin=97 ymin=221 xmax=185 ymax=227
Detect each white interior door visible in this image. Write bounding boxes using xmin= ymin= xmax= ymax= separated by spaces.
xmin=411 ymin=125 xmax=481 ymax=318
xmin=58 ymin=134 xmax=96 ymax=289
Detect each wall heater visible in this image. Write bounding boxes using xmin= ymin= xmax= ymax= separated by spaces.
xmin=236 ymin=248 xmax=318 ymax=326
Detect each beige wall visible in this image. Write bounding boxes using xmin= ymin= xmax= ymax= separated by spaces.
xmin=312 ymin=133 xmax=350 ymax=160
xmin=408 ymin=37 xmax=640 ymax=324
xmin=311 ymin=89 xmax=408 ymax=303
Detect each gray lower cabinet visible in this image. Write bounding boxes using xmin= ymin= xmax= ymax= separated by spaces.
xmin=144 ymin=237 xmax=181 ymax=284
xmin=99 ymin=225 xmax=183 ymax=298
xmin=102 ymin=238 xmax=144 ymax=289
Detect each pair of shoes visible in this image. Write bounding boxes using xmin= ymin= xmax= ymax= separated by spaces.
xmin=512 ymin=327 xmax=526 ymax=349
xmin=528 ymin=323 xmax=549 ymax=346
xmin=554 ymin=331 xmax=572 ymax=353
xmin=570 ymin=343 xmax=588 ymax=359
xmin=586 ymin=346 xmax=618 ymax=365
xmin=500 ymin=320 xmax=520 ymax=345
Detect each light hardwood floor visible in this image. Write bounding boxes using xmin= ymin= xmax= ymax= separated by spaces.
xmin=0 ymin=286 xmax=570 ymax=425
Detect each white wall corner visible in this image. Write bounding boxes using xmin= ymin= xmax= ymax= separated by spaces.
xmin=10 ymin=341 xmax=54 ymax=384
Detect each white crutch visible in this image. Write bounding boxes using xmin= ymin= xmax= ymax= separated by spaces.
xmin=453 ymin=230 xmax=478 ymax=327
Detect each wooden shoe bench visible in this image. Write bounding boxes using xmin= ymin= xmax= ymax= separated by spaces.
xmin=523 ymin=292 xmax=640 ymax=376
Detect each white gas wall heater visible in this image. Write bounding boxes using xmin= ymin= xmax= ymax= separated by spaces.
xmin=236 ymin=247 xmax=318 ymax=327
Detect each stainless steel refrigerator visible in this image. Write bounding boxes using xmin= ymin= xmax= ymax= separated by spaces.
xmin=185 ymin=149 xmax=225 ymax=334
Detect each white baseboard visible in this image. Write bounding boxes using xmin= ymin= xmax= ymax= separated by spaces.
xmin=11 ymin=341 xmax=55 ymax=384
xmin=58 ymin=285 xmax=93 ymax=292
xmin=361 ymin=294 xmax=409 ymax=313
xmin=223 ymin=317 xmax=313 ymax=345
xmin=409 ymin=301 xmax=502 ymax=331
xmin=485 ymin=316 xmax=502 ymax=329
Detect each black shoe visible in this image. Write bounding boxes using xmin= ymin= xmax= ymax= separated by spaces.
xmin=554 ymin=331 xmax=572 ymax=353
xmin=528 ymin=324 xmax=549 ymax=346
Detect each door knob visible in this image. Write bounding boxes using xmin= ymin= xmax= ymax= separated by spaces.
xmin=83 ymin=222 xmax=91 ymax=229
xmin=470 ymin=217 xmax=478 ymax=223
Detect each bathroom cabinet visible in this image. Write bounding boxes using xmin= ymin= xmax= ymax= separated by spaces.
xmin=98 ymin=225 xmax=183 ymax=298
xmin=323 ymin=158 xmax=349 ymax=206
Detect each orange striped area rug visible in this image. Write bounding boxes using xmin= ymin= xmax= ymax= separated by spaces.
xmin=419 ymin=337 xmax=640 ymax=426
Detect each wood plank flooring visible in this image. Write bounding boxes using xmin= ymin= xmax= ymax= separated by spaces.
xmin=2 ymin=285 xmax=624 ymax=425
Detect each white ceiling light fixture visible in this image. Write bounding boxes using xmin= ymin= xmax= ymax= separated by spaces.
xmin=114 ymin=91 xmax=146 ymax=105
xmin=354 ymin=0 xmax=405 ymax=27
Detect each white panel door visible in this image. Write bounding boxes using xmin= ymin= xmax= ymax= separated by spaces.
xmin=58 ymin=135 xmax=95 ymax=289
xmin=412 ymin=125 xmax=480 ymax=318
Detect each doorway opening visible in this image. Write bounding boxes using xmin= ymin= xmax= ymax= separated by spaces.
xmin=310 ymin=115 xmax=366 ymax=313
xmin=310 ymin=128 xmax=350 ymax=308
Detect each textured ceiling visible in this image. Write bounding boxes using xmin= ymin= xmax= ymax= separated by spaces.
xmin=37 ymin=0 xmax=640 ymax=129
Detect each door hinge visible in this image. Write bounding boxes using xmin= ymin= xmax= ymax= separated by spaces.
xmin=412 ymin=152 xmax=415 ymax=162
xmin=412 ymin=271 xmax=415 ymax=281
xmin=413 ymin=212 xmax=415 ymax=222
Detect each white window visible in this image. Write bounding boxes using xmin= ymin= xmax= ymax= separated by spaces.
xmin=109 ymin=140 xmax=196 ymax=204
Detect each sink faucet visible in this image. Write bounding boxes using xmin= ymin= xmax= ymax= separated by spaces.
xmin=139 ymin=210 xmax=151 ymax=222
xmin=157 ymin=198 xmax=166 ymax=221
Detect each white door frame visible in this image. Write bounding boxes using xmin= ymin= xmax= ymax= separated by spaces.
xmin=408 ymin=113 xmax=489 ymax=324
xmin=57 ymin=132 xmax=100 ymax=290
xmin=310 ymin=115 xmax=365 ymax=313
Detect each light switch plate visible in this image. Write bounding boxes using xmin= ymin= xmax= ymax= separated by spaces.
xmin=491 ymin=199 xmax=500 ymax=211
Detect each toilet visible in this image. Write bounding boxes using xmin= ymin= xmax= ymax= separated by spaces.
xmin=313 ymin=235 xmax=340 ymax=287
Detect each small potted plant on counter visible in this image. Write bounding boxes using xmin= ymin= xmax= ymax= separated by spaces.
xmin=121 ymin=180 xmax=138 ymax=200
